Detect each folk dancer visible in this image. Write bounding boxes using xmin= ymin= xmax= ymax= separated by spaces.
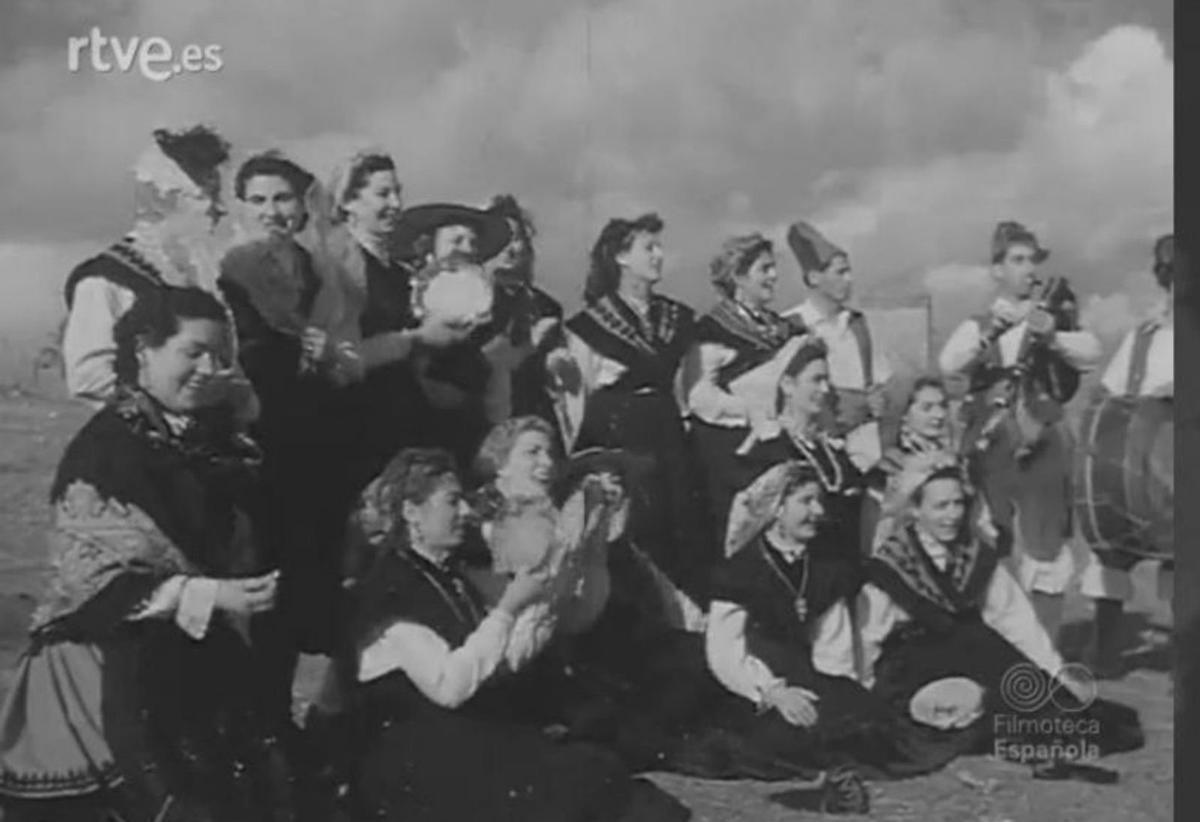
xmin=686 ymin=233 xmax=808 ymax=541
xmin=61 ymin=125 xmax=259 ymax=424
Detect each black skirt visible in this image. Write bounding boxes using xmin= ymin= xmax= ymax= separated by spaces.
xmin=872 ymin=617 xmax=1145 ymax=761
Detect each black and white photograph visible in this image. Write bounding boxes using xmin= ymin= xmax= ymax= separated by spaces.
xmin=0 ymin=1 xmax=1175 ymax=820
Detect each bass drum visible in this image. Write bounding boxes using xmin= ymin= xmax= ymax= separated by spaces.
xmin=1074 ymin=393 xmax=1173 ymax=562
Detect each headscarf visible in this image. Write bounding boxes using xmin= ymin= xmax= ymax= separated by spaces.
xmin=880 ymin=449 xmax=971 ymax=521
xmin=723 ymin=460 xmax=820 ymax=557
xmin=126 ymin=132 xmax=229 ymax=291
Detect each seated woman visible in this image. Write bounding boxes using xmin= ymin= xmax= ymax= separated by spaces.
xmin=344 ymin=448 xmax=689 ymax=822
xmin=706 ymin=462 xmax=962 ymax=814
xmin=0 ymin=288 xmax=294 ymax=821
xmin=464 ymin=418 xmax=874 ymax=790
xmin=858 ymin=452 xmax=1145 ymax=781
xmin=733 ymin=335 xmax=868 ymax=558
xmin=863 ymin=376 xmax=1004 ymax=553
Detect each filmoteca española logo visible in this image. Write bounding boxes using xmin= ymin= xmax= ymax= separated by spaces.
xmin=999 ymin=661 xmax=1098 ymax=713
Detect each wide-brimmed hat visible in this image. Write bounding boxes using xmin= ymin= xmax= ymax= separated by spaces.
xmin=393 ymin=202 xmax=513 ymax=262
xmin=991 ymin=220 xmax=1049 ymax=264
xmin=552 ymin=447 xmax=655 ymax=506
xmin=908 ymin=677 xmax=985 ymax=730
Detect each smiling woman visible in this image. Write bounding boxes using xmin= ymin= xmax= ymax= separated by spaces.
xmin=686 ymin=232 xmax=809 ymax=539
xmin=0 ymin=287 xmax=296 ymax=822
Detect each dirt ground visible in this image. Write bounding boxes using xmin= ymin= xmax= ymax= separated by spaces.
xmin=0 ymin=393 xmax=1174 ymax=821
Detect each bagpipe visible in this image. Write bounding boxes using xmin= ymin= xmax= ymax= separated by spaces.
xmin=973 ymin=275 xmax=1082 ymax=456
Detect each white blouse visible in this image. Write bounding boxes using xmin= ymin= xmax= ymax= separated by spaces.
xmin=358 ymin=609 xmax=517 ymax=709
xmin=856 ymin=535 xmax=1065 ymax=690
xmin=938 ymin=297 xmax=1101 ymax=376
xmin=705 ymin=542 xmax=858 ymax=708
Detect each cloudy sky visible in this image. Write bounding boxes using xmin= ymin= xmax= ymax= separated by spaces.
xmin=0 ymin=0 xmax=1173 ymax=381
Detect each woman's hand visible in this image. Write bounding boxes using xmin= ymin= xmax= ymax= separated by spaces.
xmin=765 ymin=684 xmax=820 ymax=727
xmin=414 ymin=317 xmax=475 ymax=349
xmin=300 ymin=326 xmax=329 ymax=363
xmin=497 ymin=568 xmax=553 ymax=616
xmin=214 ymin=571 xmax=279 ymax=617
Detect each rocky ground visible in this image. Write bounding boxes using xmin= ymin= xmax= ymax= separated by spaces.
xmin=0 ymin=393 xmax=1174 ymax=821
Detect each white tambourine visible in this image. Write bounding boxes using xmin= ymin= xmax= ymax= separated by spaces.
xmin=412 ymin=265 xmax=494 ymax=328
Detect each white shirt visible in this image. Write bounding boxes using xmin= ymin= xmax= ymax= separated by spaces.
xmin=62 ymin=277 xmax=138 ymax=406
xmin=1101 ymin=306 xmax=1173 ymax=397
xmin=783 ymin=299 xmax=893 ymax=390
xmin=856 ymin=533 xmax=1065 ymax=690
xmin=358 ymin=608 xmax=518 ymax=709
xmin=705 ymin=544 xmax=858 ymax=707
xmin=938 ymin=296 xmax=1101 ymax=377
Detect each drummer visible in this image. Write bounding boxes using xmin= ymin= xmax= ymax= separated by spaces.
xmin=1079 ymin=233 xmax=1175 ymax=678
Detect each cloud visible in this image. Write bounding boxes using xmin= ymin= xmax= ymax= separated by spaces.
xmin=0 ymin=0 xmax=1173 ymax=384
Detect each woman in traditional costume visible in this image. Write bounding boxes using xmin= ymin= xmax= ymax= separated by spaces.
xmin=460 ymin=418 xmax=871 ymax=787
xmin=473 ymin=195 xmax=566 ymax=435
xmin=0 ymin=288 xmax=295 ymax=821
xmin=858 ymin=452 xmax=1145 ymax=781
xmin=61 ymin=125 xmax=258 ymax=423
xmin=734 ymin=335 xmax=867 ymax=558
xmin=219 ymin=151 xmax=355 ymax=663
xmin=863 ymin=376 xmax=1004 ymax=553
xmin=547 ymin=213 xmax=710 ymax=599
xmin=705 ymin=462 xmax=962 ymax=815
xmin=342 ymin=448 xmax=690 ymax=821
xmin=686 ymin=233 xmax=808 ymax=541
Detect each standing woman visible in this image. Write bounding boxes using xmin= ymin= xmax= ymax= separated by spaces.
xmin=474 ymin=194 xmax=566 ymax=432
xmin=62 ymin=125 xmax=258 ymax=423
xmin=548 ymin=213 xmax=708 ymax=598
xmin=0 ymin=288 xmax=294 ymax=821
xmin=733 ymin=336 xmax=868 ymax=559
xmin=686 ymin=233 xmax=808 ymax=540
xmin=219 ymin=150 xmax=353 ymax=658
xmin=310 ymin=149 xmax=474 ymax=506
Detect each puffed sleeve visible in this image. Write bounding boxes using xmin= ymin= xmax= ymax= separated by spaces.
xmin=685 ymin=342 xmax=749 ymax=426
xmin=358 ymin=610 xmax=516 ymax=709
xmin=62 ymin=277 xmax=136 ymax=406
xmin=856 ymin=583 xmax=908 ymax=690
xmin=705 ymin=600 xmax=785 ymax=707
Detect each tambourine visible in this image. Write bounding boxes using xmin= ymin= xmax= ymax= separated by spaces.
xmin=411 ymin=263 xmax=494 ymax=329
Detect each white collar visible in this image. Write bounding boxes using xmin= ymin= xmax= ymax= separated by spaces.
xmin=764 ymin=530 xmax=808 ymax=564
xmin=795 ymin=298 xmax=850 ymax=329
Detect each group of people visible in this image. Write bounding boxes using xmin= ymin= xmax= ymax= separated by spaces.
xmin=0 ymin=123 xmax=1172 ymax=821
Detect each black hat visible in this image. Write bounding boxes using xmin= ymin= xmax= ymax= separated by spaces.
xmin=786 ymin=220 xmax=847 ymax=275
xmin=991 ymin=220 xmax=1049 ymax=264
xmin=393 ymin=202 xmax=513 ymax=262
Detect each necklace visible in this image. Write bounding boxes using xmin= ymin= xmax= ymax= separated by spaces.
xmin=785 ymin=428 xmax=844 ymax=492
xmin=761 ymin=538 xmax=810 ymax=622
xmin=403 ymin=549 xmax=482 ymax=628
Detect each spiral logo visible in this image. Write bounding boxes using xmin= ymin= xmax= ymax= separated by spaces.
xmin=999 ymin=661 xmax=1099 ymax=713
xmin=999 ymin=662 xmax=1051 ymax=712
